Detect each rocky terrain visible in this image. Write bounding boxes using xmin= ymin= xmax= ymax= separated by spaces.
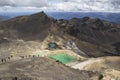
xmin=0 ymin=11 xmax=119 ymax=80
xmin=0 ymin=15 xmax=9 ymax=21
xmin=0 ymin=57 xmax=102 ymax=80
xmin=56 ymin=17 xmax=120 ymax=57
xmin=69 ymin=56 xmax=120 ymax=80
xmin=0 ymin=11 xmax=120 ymax=57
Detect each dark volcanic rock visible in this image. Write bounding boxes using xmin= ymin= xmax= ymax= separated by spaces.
xmin=0 ymin=11 xmax=120 ymax=57
xmin=0 ymin=12 xmax=52 ymax=40
xmin=57 ymin=17 xmax=120 ymax=57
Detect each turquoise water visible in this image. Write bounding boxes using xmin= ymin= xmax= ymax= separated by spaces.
xmin=49 ymin=54 xmax=78 ymax=64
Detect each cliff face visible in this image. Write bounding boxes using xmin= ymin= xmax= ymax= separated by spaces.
xmin=0 ymin=12 xmax=120 ymax=57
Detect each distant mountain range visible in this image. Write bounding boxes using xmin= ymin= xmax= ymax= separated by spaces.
xmin=0 ymin=12 xmax=120 ymax=24
xmin=0 ymin=15 xmax=9 ymax=21
xmin=47 ymin=12 xmax=120 ymax=24
xmin=0 ymin=11 xmax=120 ymax=57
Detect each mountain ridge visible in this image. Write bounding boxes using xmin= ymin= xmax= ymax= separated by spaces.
xmin=0 ymin=11 xmax=120 ymax=57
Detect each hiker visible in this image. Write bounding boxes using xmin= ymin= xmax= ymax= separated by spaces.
xmin=1 ymin=59 xmax=6 ymax=63
xmin=33 ymin=55 xmax=35 ymax=57
xmin=1 ymin=59 xmax=4 ymax=63
xmin=25 ymin=55 xmax=27 ymax=58
xmin=10 ymin=55 xmax=13 ymax=58
xmin=29 ymin=55 xmax=31 ymax=57
xmin=20 ymin=56 xmax=24 ymax=59
xmin=38 ymin=55 xmax=39 ymax=57
xmin=13 ymin=77 xmax=18 ymax=80
xmin=8 ymin=57 xmax=10 ymax=60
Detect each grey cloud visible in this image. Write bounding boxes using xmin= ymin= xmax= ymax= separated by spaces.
xmin=0 ymin=0 xmax=48 ymax=7
xmin=110 ymin=0 xmax=120 ymax=8
xmin=51 ymin=0 xmax=120 ymax=12
xmin=0 ymin=0 xmax=14 ymax=6
xmin=0 ymin=0 xmax=120 ymax=12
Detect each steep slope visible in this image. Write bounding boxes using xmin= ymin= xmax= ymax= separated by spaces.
xmin=0 ymin=11 xmax=53 ymax=40
xmin=55 ymin=17 xmax=120 ymax=57
xmin=0 ymin=11 xmax=119 ymax=57
xmin=0 ymin=57 xmax=102 ymax=80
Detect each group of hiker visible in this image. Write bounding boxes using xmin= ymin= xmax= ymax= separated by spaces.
xmin=1 ymin=55 xmax=13 ymax=63
xmin=0 ymin=54 xmax=41 ymax=63
xmin=19 ymin=54 xmax=40 ymax=59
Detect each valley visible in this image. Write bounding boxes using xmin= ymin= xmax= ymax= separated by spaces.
xmin=0 ymin=11 xmax=119 ymax=80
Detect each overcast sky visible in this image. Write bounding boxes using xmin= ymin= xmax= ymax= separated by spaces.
xmin=0 ymin=0 xmax=120 ymax=12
